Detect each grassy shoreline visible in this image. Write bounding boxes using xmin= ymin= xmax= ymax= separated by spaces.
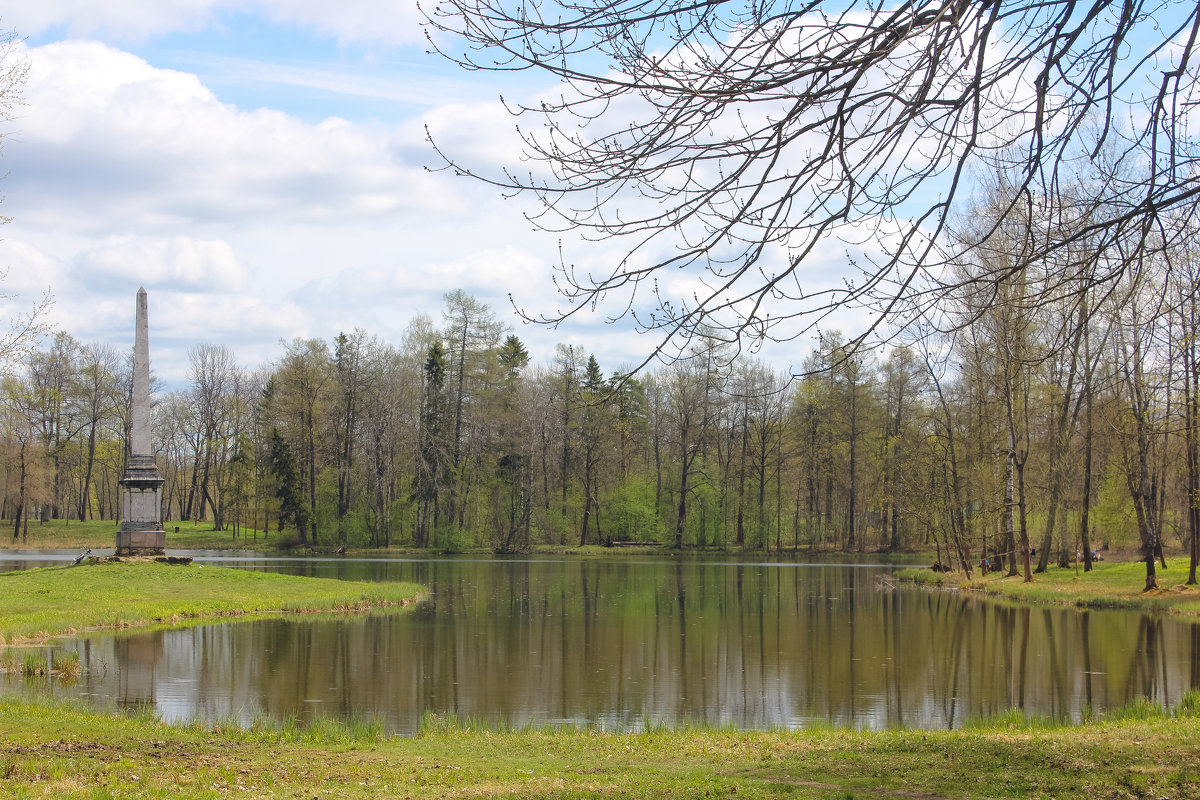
xmin=1 ymin=695 xmax=1198 ymax=798
xmin=898 ymin=558 xmax=1200 ymax=615
xmin=0 ymin=560 xmax=425 ymax=644
xmin=1 ymin=519 xmax=939 ymax=561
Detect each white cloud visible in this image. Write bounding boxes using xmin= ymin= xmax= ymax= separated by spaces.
xmin=9 ymin=1 xmax=423 ymax=45
xmin=185 ymin=54 xmax=476 ymax=108
xmin=0 ymin=238 xmax=66 ymax=293
xmin=7 ymin=1 xmax=225 ymax=42
xmin=7 ymin=41 xmax=445 ymax=234
xmin=154 ymin=290 xmax=305 ymax=341
xmin=257 ymin=0 xmax=423 ymax=46
xmin=71 ymin=235 xmax=249 ymax=292
xmin=418 ymin=100 xmax=531 ymax=179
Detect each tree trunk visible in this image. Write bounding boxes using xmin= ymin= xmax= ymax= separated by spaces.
xmin=1080 ymin=388 xmax=1095 ymax=573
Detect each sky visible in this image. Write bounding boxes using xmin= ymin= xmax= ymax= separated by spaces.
xmin=0 ymin=2 xmax=865 ymax=386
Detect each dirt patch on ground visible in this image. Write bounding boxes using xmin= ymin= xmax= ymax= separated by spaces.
xmin=1145 ymin=584 xmax=1198 ymax=596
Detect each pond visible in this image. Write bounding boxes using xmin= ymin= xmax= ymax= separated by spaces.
xmin=2 ymin=552 xmax=1198 ymax=734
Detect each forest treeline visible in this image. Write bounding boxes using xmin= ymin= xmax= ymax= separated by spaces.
xmin=3 ymin=266 xmax=1199 ymax=586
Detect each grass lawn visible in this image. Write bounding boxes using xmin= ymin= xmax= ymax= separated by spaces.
xmin=0 ymin=695 xmax=1197 ymax=799
xmin=0 ymin=560 xmax=424 ymax=643
xmin=899 ymin=557 xmax=1200 ymax=615
xmin=0 ymin=518 xmax=271 ymax=551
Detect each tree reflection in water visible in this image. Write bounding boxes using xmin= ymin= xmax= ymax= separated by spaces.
xmin=22 ymin=558 xmax=1200 ymax=734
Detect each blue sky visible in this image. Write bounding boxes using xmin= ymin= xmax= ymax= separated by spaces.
xmin=0 ymin=2 xmax=866 ymax=385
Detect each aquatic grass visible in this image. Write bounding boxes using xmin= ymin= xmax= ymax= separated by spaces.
xmin=797 ymin=718 xmax=855 ymax=734
xmin=0 ymin=648 xmax=16 ymax=673
xmin=21 ymin=651 xmax=47 ymax=676
xmin=894 ymin=567 xmax=950 ymax=588
xmin=1175 ymin=688 xmax=1200 ymax=717
xmin=51 ymin=649 xmax=80 ymax=678
xmin=189 ymin=709 xmax=391 ymax=745
xmin=961 ymin=708 xmax=1058 ymax=731
xmin=301 ymin=712 xmax=388 ymax=744
xmin=415 ymin=712 xmax=831 ymax=738
xmin=418 ymin=711 xmax=519 ymax=735
xmin=0 ymin=560 xmax=424 ymax=643
xmin=1106 ymin=696 xmax=1169 ymax=722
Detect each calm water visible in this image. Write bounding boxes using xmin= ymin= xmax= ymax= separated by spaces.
xmin=3 ymin=552 xmax=1198 ymax=734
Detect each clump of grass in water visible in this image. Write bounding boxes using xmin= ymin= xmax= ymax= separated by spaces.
xmin=0 ymin=649 xmax=17 ymax=673
xmin=52 ymin=650 xmax=80 ymax=679
xmin=21 ymin=652 xmax=47 ymax=677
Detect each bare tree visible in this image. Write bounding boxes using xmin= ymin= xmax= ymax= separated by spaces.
xmin=0 ymin=31 xmax=48 ymax=375
xmin=427 ymin=0 xmax=1200 ymax=364
xmin=186 ymin=343 xmax=239 ymax=528
xmin=72 ymin=342 xmax=122 ymax=520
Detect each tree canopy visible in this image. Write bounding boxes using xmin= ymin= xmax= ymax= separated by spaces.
xmin=426 ymin=0 xmax=1200 ymax=364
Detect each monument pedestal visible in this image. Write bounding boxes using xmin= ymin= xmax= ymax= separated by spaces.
xmin=116 ymin=529 xmax=166 ymax=556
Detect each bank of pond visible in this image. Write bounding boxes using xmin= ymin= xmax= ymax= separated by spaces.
xmin=899 ymin=558 xmax=1200 ymax=615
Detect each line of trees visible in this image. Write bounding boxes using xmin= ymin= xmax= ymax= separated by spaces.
xmin=2 ymin=262 xmax=1197 ymax=585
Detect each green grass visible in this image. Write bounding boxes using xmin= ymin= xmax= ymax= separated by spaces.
xmin=0 ymin=518 xmax=271 ymax=550
xmin=898 ymin=558 xmax=1200 ymax=615
xmin=0 ymin=695 xmax=1198 ymax=799
xmin=0 ymin=560 xmax=425 ymax=643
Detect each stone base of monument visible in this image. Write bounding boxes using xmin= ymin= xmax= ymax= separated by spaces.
xmin=116 ymin=529 xmax=166 ymax=556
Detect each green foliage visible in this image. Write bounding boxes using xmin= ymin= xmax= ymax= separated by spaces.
xmin=1093 ymin=461 xmax=1137 ymax=550
xmin=268 ymin=427 xmax=308 ymax=541
xmin=433 ymin=523 xmax=472 ymax=554
xmin=682 ymin=473 xmax=723 ymax=548
xmin=338 ymin=508 xmax=371 ymax=548
xmin=604 ymin=476 xmax=666 ymax=543
xmin=273 ymin=530 xmax=304 ymax=550
xmin=313 ymin=467 xmax=340 ymax=542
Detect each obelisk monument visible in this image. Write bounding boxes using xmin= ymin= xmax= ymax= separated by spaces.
xmin=116 ymin=287 xmax=166 ymax=556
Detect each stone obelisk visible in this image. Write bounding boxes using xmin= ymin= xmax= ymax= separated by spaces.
xmin=116 ymin=287 xmax=166 ymax=556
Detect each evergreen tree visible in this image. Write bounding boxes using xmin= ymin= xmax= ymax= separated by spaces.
xmin=268 ymin=427 xmax=308 ymax=544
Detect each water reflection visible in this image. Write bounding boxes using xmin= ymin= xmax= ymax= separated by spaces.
xmin=8 ymin=557 xmax=1200 ymax=733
